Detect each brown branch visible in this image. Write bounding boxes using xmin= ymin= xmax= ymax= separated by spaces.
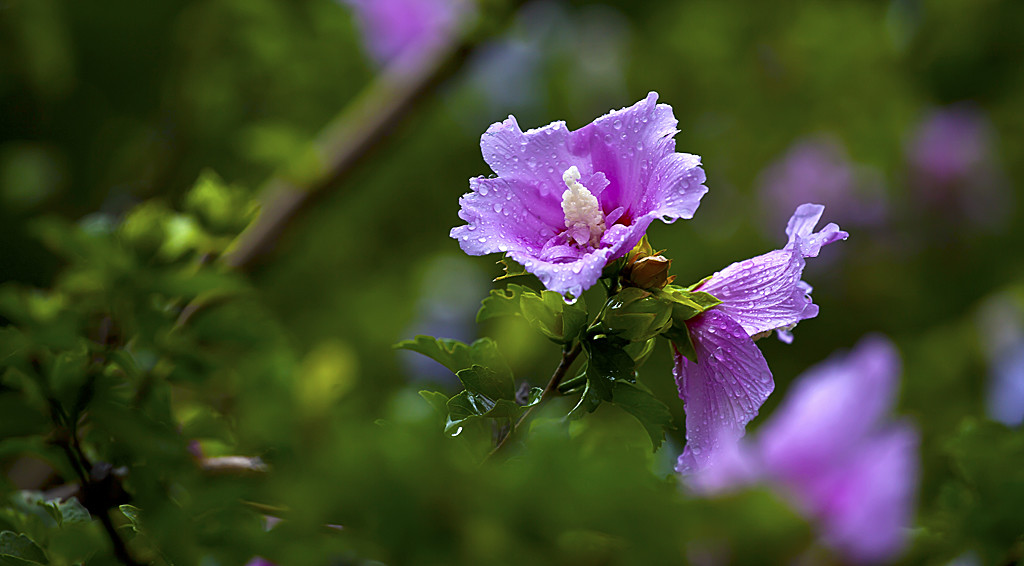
xmin=222 ymin=1 xmax=527 ymax=272
xmin=485 ymin=342 xmax=583 ymax=462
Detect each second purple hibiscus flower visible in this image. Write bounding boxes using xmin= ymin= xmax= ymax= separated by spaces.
xmin=674 ymin=204 xmax=848 ymax=473
xmin=451 ymin=92 xmax=709 ymax=299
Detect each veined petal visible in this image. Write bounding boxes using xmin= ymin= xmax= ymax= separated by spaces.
xmin=698 ymin=203 xmax=847 ymax=338
xmin=509 ymin=245 xmax=618 ymax=300
xmin=757 ymin=336 xmax=901 ymax=487
xmin=673 ymin=310 xmax=774 ymax=473
xmin=450 ymin=176 xmax=562 ymax=256
xmin=785 ymin=203 xmax=848 ymax=257
xmin=583 ymin=92 xmax=680 ymax=212
xmin=643 ymin=152 xmax=708 ymax=221
xmin=480 ymin=116 xmax=591 ymax=199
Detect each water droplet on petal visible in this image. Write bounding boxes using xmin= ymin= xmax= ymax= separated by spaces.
xmin=612 ymin=119 xmax=622 ymax=130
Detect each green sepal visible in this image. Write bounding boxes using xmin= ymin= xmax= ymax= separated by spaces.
xmin=664 ymin=324 xmax=699 ymax=365
xmin=566 ymin=377 xmax=601 ymax=420
xmin=656 ymin=285 xmax=722 ymax=323
xmin=600 ymin=287 xmax=673 ymax=343
xmin=609 ymin=381 xmax=674 ymax=451
xmin=623 ymin=337 xmax=658 ymax=368
xmin=684 ymin=275 xmax=714 ymax=292
xmin=394 ymin=336 xmax=512 ymax=381
xmin=494 ymin=257 xmax=528 ymax=281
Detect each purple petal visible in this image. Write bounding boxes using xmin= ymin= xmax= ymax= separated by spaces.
xmin=450 ymin=176 xmax=562 ymax=256
xmin=698 ymin=204 xmax=847 ymax=339
xmin=582 ymin=93 xmax=682 ymax=211
xmin=757 ymin=336 xmax=901 ymax=487
xmin=785 ymin=203 xmax=848 ymax=258
xmin=674 ymin=310 xmax=774 ymax=473
xmin=800 ymin=425 xmax=918 ymax=564
xmin=509 ymin=244 xmax=619 ymax=300
xmin=479 ymin=116 xmax=592 ymax=199
xmin=344 ymin=0 xmax=466 ymax=69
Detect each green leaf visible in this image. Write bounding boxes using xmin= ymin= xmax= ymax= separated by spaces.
xmin=418 ymin=390 xmax=450 ymax=419
xmin=520 ymin=289 xmax=587 ymax=344
xmin=394 ymin=336 xmax=512 ymax=381
xmin=444 ymin=389 xmax=541 ymax=433
xmin=456 ymin=365 xmax=514 ymax=402
xmin=0 ymin=531 xmax=47 ymax=564
xmin=53 ymin=499 xmax=90 ymax=526
xmin=583 ymin=336 xmax=637 ymax=402
xmin=476 ymin=284 xmax=527 ymax=323
xmin=610 ymin=381 xmax=674 ymax=451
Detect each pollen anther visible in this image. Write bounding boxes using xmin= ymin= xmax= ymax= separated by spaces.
xmin=561 ymin=166 xmax=605 ymax=247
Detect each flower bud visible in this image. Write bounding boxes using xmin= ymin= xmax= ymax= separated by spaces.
xmin=627 ymin=254 xmax=674 ymax=290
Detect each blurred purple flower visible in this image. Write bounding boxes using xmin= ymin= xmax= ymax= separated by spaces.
xmin=451 ymin=92 xmax=708 ymax=298
xmin=244 ymin=558 xmax=275 ymax=566
xmin=675 ymin=204 xmax=847 ymax=472
xmin=685 ymin=336 xmax=919 ymax=564
xmin=976 ymin=294 xmax=1024 ymax=427
xmin=906 ymin=105 xmax=1009 ymax=229
xmin=343 ymin=0 xmax=468 ymax=71
xmin=757 ymin=136 xmax=887 ymax=235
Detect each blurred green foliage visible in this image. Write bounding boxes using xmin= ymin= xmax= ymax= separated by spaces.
xmin=2 ymin=0 xmax=1023 ymax=564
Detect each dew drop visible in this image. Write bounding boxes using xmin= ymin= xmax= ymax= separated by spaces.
xmin=571 ymin=264 xmax=582 ymax=274
xmin=493 ymin=203 xmax=502 ymax=213
xmin=603 ymin=133 xmax=612 ymax=144
xmin=451 ymin=426 xmax=464 ymax=437
xmin=478 ymin=237 xmax=487 ymax=243
xmin=636 ymin=141 xmax=644 ymax=151
xmin=612 ymin=119 xmax=622 ymax=130
xmin=498 ymin=243 xmax=508 ymax=252
xmin=479 ymin=186 xmax=489 ymax=196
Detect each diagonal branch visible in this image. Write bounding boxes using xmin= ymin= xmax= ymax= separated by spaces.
xmin=222 ymin=1 xmax=527 ymax=272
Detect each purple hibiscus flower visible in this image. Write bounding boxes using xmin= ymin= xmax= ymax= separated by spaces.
xmin=343 ymin=0 xmax=468 ymax=70
xmin=451 ymin=92 xmax=708 ymax=298
xmin=906 ymin=105 xmax=1010 ymax=230
xmin=674 ymin=204 xmax=847 ymax=473
xmin=684 ymin=336 xmax=919 ymax=565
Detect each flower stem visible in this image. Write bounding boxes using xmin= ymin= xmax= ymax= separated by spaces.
xmin=485 ymin=342 xmax=582 ymax=462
